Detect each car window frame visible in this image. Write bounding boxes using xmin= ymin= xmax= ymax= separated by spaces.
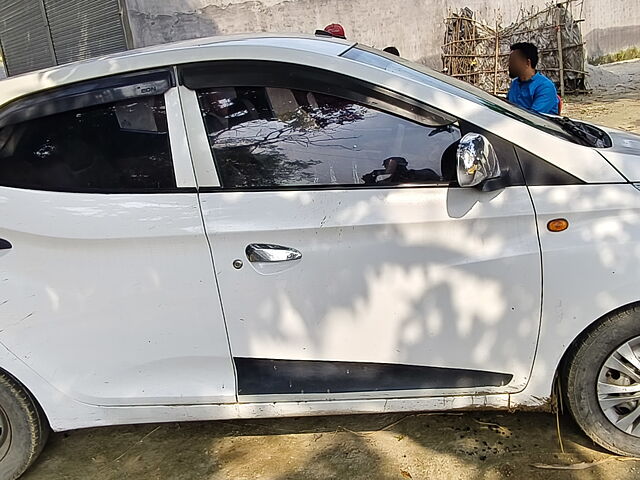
xmin=0 ymin=68 xmax=198 ymax=194
xmin=178 ymin=60 xmax=526 ymax=192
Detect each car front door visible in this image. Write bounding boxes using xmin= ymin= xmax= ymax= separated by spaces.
xmin=181 ymin=61 xmax=542 ymax=401
xmin=0 ymin=69 xmax=236 ymax=406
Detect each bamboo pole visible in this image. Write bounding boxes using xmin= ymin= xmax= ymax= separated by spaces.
xmin=501 ymin=22 xmax=580 ymax=37
xmin=442 ymin=35 xmax=496 ymax=47
xmin=442 ymin=43 xmax=584 ymax=58
xmin=472 ymin=15 xmax=479 ymax=85
xmin=556 ymin=5 xmax=566 ymax=97
xmin=493 ymin=20 xmax=499 ymax=95
xmin=540 ymin=67 xmax=586 ymax=73
xmin=450 ymin=67 xmax=587 ymax=76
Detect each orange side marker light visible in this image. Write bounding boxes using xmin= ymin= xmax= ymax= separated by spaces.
xmin=547 ymin=218 xmax=569 ymax=232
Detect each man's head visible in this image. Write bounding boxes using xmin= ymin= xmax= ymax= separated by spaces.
xmin=509 ymin=42 xmax=539 ymax=79
xmin=383 ymin=46 xmax=400 ymax=56
xmin=323 ymin=23 xmax=346 ymax=39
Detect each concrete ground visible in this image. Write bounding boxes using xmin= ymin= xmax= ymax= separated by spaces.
xmin=23 ymin=60 xmax=640 ymax=480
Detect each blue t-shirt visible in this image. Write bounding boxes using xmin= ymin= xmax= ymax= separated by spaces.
xmin=507 ymin=72 xmax=559 ymax=114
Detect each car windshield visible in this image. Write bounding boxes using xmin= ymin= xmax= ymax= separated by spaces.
xmin=341 ymin=45 xmax=590 ymax=146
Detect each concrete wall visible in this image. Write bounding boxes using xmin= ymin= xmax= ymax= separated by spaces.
xmin=124 ymin=0 xmax=640 ymax=68
xmin=582 ymin=0 xmax=640 ymax=59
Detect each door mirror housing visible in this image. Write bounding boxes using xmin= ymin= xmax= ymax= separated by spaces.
xmin=456 ymin=133 xmax=502 ymax=189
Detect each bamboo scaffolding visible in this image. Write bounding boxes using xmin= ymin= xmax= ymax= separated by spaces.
xmin=442 ymin=43 xmax=585 ymax=57
xmin=450 ymin=67 xmax=587 ymax=76
xmin=442 ymin=0 xmax=586 ymax=95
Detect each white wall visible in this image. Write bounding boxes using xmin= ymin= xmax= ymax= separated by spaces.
xmin=124 ymin=0 xmax=640 ymax=67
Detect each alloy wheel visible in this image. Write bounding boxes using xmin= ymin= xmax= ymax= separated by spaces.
xmin=598 ymin=337 xmax=640 ymax=437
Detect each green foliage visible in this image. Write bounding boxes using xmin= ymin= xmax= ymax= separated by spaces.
xmin=590 ymin=46 xmax=640 ymax=65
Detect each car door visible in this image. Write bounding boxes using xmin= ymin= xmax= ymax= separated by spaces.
xmin=180 ymin=60 xmax=542 ymax=401
xmin=0 ymin=69 xmax=236 ymax=406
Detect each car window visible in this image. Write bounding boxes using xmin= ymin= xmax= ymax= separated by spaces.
xmin=342 ymin=45 xmax=583 ymax=145
xmin=0 ymin=95 xmax=176 ymax=192
xmin=196 ymin=86 xmax=462 ymax=188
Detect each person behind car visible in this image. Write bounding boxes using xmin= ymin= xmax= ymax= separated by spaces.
xmin=383 ymin=46 xmax=400 ymax=56
xmin=314 ymin=23 xmax=346 ymax=39
xmin=507 ymin=42 xmax=559 ymax=115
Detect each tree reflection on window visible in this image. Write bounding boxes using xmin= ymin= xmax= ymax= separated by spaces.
xmin=196 ymin=86 xmax=461 ymax=188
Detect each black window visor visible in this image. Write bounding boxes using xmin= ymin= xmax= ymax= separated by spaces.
xmin=178 ymin=60 xmax=456 ymax=128
xmin=0 ymin=69 xmax=174 ymax=128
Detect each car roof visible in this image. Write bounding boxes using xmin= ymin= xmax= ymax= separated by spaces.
xmin=0 ymin=33 xmax=355 ymax=108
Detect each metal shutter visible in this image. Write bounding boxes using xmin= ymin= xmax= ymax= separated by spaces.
xmin=44 ymin=0 xmax=128 ymax=64
xmin=0 ymin=0 xmax=56 ymax=76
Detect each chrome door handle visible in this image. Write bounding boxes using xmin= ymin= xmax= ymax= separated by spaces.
xmin=245 ymin=244 xmax=302 ymax=263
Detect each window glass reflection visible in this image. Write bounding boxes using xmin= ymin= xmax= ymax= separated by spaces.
xmin=197 ymin=86 xmax=461 ymax=188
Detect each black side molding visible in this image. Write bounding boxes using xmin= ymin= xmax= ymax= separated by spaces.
xmin=235 ymin=357 xmax=513 ymax=395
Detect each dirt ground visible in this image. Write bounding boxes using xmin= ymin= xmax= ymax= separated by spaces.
xmin=23 ymin=60 xmax=640 ymax=480
xmin=565 ymin=58 xmax=640 ymax=134
xmin=22 ymin=412 xmax=640 ymax=480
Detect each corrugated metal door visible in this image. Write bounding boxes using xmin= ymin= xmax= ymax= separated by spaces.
xmin=44 ymin=0 xmax=128 ymax=65
xmin=0 ymin=0 xmax=56 ymax=76
xmin=0 ymin=0 xmax=128 ymax=76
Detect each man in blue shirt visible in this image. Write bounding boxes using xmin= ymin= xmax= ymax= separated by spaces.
xmin=507 ymin=42 xmax=559 ymax=115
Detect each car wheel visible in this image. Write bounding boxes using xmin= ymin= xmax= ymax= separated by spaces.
xmin=565 ymin=306 xmax=640 ymax=456
xmin=0 ymin=372 xmax=49 ymax=479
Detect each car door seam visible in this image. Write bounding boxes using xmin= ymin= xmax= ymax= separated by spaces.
xmin=174 ymin=67 xmax=239 ymax=401
xmin=520 ymin=183 xmax=546 ymax=396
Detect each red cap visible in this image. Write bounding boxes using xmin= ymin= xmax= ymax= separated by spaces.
xmin=324 ymin=23 xmax=346 ymax=39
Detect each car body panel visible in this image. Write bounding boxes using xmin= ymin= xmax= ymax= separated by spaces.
xmin=0 ymin=34 xmax=638 ymax=432
xmin=0 ymin=187 xmax=236 ymax=406
xmin=0 ymin=334 xmax=516 ymax=432
xmin=0 ymin=86 xmax=237 ymax=407
xmin=595 ymin=126 xmax=640 ymax=181
xmin=200 ymin=186 xmax=541 ymax=399
xmin=0 ymin=35 xmax=353 ymax=110
xmin=512 ymin=183 xmax=640 ymax=400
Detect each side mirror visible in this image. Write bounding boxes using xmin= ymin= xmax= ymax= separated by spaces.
xmin=456 ymin=133 xmax=501 ymax=188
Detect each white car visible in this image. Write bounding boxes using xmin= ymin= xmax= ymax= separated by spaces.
xmin=1 ymin=33 xmax=640 ymax=478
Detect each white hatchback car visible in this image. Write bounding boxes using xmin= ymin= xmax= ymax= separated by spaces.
xmin=1 ymin=33 xmax=640 ymax=478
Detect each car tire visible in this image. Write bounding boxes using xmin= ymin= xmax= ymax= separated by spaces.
xmin=0 ymin=371 xmax=49 ymax=480
xmin=564 ymin=305 xmax=640 ymax=456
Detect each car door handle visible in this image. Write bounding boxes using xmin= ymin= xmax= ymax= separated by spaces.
xmin=246 ymin=244 xmax=302 ymax=263
xmin=0 ymin=239 xmax=12 ymax=250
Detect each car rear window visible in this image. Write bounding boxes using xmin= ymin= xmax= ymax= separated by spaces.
xmin=0 ymin=70 xmax=177 ymax=193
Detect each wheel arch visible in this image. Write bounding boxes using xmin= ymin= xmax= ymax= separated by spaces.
xmin=0 ymin=363 xmax=51 ymax=429
xmin=555 ymin=300 xmax=640 ymax=391
xmin=0 ymin=342 xmax=69 ymax=431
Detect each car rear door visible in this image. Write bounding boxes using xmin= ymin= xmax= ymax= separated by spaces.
xmin=0 ymin=69 xmax=236 ymax=406
xmin=180 ymin=60 xmax=542 ymax=401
